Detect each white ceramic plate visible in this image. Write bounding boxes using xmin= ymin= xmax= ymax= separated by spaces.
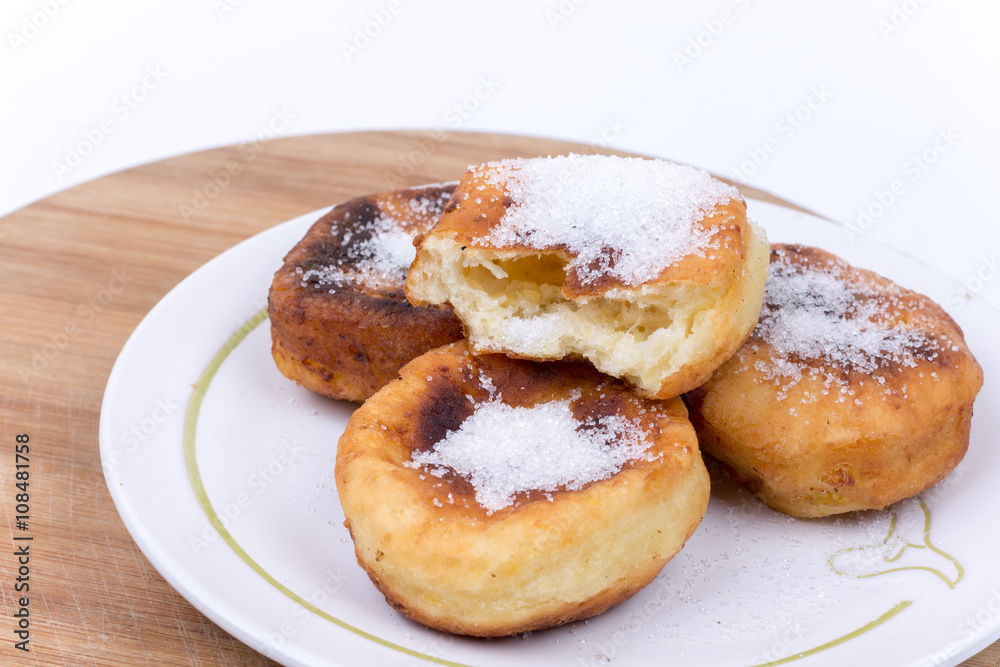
xmin=100 ymin=198 xmax=1000 ymax=667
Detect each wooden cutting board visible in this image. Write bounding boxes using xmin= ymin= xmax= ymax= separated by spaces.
xmin=0 ymin=131 xmax=995 ymax=666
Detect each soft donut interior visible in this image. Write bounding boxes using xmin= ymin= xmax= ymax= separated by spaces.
xmin=409 ymin=236 xmax=722 ymax=395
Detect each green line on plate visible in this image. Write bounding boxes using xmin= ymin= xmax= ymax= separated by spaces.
xmin=184 ymin=307 xmax=472 ymax=667
xmin=827 ymin=498 xmax=964 ymax=589
xmin=748 ymin=600 xmax=912 ymax=667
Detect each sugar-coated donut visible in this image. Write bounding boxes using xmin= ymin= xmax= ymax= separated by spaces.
xmin=405 ymin=154 xmax=770 ymax=400
xmin=335 ymin=341 xmax=710 ymax=636
xmin=268 ymin=184 xmax=464 ymax=402
xmin=685 ymin=244 xmax=983 ymax=518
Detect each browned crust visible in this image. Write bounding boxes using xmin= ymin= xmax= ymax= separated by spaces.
xmin=764 ymin=243 xmax=971 ymax=343
xmin=267 ymin=185 xmax=464 ymax=402
xmin=423 ymin=159 xmax=750 ymax=298
xmin=685 ymin=243 xmax=984 ymax=517
xmin=336 ymin=341 xmax=710 ymax=636
xmin=348 ymin=525 xmax=675 ymax=637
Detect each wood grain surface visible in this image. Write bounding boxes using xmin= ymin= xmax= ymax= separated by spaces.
xmin=0 ymin=131 xmax=995 ymax=666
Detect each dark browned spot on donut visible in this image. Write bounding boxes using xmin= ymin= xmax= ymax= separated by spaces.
xmin=907 ymin=338 xmax=950 ymax=365
xmin=570 ymin=389 xmax=661 ymax=470
xmin=337 ymin=195 xmax=381 ymax=225
xmin=296 ymin=198 xmax=383 ymax=283
xmin=572 ymin=390 xmax=628 ymax=425
xmin=324 ymin=197 xmax=381 ymax=250
xmin=562 ymin=247 xmax=626 ymax=296
xmin=464 ymin=355 xmax=599 ymax=408
xmin=412 ymin=380 xmax=475 ymax=453
xmin=362 ymin=292 xmax=419 ymax=314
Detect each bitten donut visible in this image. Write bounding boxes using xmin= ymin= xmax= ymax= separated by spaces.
xmin=685 ymin=244 xmax=983 ymax=518
xmin=268 ymin=184 xmax=464 ymax=402
xmin=405 ymin=154 xmax=770 ymax=400
xmin=335 ymin=341 xmax=710 ymax=636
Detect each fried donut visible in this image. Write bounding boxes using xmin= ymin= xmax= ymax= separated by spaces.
xmin=685 ymin=244 xmax=983 ymax=518
xmin=405 ymin=154 xmax=770 ymax=400
xmin=335 ymin=341 xmax=710 ymax=636
xmin=268 ymin=184 xmax=464 ymax=402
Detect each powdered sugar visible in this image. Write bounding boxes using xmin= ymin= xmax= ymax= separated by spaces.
xmin=301 ymin=227 xmax=415 ymax=291
xmin=300 ymin=189 xmax=451 ymax=291
xmin=407 ymin=396 xmax=655 ymax=513
xmin=751 ymin=248 xmax=936 ymax=398
xmin=473 ymin=154 xmax=739 ymax=286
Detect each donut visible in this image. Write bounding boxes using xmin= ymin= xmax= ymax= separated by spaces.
xmin=334 ymin=340 xmax=710 ymax=636
xmin=268 ymin=184 xmax=464 ymax=402
xmin=685 ymin=244 xmax=984 ymax=518
xmin=405 ymin=154 xmax=770 ymax=400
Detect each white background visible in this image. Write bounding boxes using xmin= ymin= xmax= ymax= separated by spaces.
xmin=3 ymin=0 xmax=999 ymax=309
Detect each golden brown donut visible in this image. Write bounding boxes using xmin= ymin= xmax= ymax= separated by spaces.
xmin=405 ymin=154 xmax=770 ymax=400
xmin=268 ymin=184 xmax=464 ymax=402
xmin=685 ymin=244 xmax=983 ymax=518
xmin=335 ymin=340 xmax=710 ymax=636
